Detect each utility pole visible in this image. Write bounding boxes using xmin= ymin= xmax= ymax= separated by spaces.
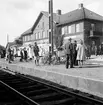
xmin=7 ymin=34 xmax=9 ymax=44
xmin=48 ymin=0 xmax=53 ymax=64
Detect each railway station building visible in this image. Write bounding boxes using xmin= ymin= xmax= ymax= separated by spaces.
xmin=21 ymin=3 xmax=103 ymax=52
xmin=57 ymin=3 xmax=103 ymax=46
xmin=21 ymin=10 xmax=61 ymax=54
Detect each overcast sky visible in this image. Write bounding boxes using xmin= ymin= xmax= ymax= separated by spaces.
xmin=0 ymin=0 xmax=103 ymax=46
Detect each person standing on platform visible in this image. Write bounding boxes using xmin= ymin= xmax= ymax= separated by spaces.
xmin=73 ymin=40 xmax=78 ymax=66
xmin=76 ymin=40 xmax=86 ymax=68
xmin=94 ymin=45 xmax=98 ymax=56
xmin=8 ymin=47 xmax=12 ymax=63
xmin=64 ymin=38 xmax=73 ymax=69
xmin=20 ymin=48 xmax=24 ymax=62
xmin=86 ymin=45 xmax=91 ymax=59
xmin=24 ymin=48 xmax=28 ymax=62
xmin=28 ymin=44 xmax=33 ymax=61
xmin=33 ymin=42 xmax=39 ymax=65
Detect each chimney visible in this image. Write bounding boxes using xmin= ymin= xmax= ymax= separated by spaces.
xmin=78 ymin=3 xmax=83 ymax=9
xmin=56 ymin=9 xmax=61 ymax=15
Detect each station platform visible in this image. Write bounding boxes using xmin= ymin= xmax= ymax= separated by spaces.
xmin=0 ymin=56 xmax=103 ymax=98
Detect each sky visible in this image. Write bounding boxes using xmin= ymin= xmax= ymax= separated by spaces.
xmin=0 ymin=0 xmax=103 ymax=47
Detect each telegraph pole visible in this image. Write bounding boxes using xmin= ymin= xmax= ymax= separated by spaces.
xmin=7 ymin=34 xmax=9 ymax=43
xmin=49 ymin=0 xmax=53 ymax=64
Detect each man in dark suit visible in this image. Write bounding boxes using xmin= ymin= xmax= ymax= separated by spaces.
xmin=64 ymin=38 xmax=73 ymax=68
xmin=33 ymin=42 xmax=39 ymax=65
xmin=20 ymin=49 xmax=24 ymax=62
xmin=24 ymin=48 xmax=28 ymax=62
xmin=73 ymin=40 xmax=78 ymax=66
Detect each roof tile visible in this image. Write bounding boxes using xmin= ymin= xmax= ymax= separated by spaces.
xmin=58 ymin=8 xmax=103 ymax=26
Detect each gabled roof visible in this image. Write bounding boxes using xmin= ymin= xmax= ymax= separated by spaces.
xmin=31 ymin=11 xmax=58 ymax=31
xmin=42 ymin=11 xmax=58 ymax=23
xmin=84 ymin=8 xmax=103 ymax=20
xmin=21 ymin=28 xmax=32 ymax=36
xmin=58 ymin=7 xmax=103 ymax=26
xmin=21 ymin=11 xmax=58 ymax=36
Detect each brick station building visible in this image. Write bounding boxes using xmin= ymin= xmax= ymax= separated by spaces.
xmin=57 ymin=4 xmax=103 ymax=46
xmin=20 ymin=4 xmax=103 ymax=52
xmin=21 ymin=11 xmax=61 ymax=53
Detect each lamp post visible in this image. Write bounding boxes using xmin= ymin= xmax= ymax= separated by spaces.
xmin=48 ymin=0 xmax=53 ymax=64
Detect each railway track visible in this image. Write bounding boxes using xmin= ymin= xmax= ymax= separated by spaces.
xmin=0 ymin=68 xmax=103 ymax=105
xmin=0 ymin=83 xmax=27 ymax=105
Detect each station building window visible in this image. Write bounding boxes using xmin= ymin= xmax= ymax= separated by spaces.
xmin=68 ymin=26 xmax=72 ymax=34
xmin=38 ymin=32 xmax=41 ymax=39
xmin=28 ymin=35 xmax=30 ymax=41
xmin=62 ymin=27 xmax=64 ymax=35
xmin=34 ymin=34 xmax=36 ymax=40
xmin=91 ymin=23 xmax=95 ymax=31
xmin=24 ymin=36 xmax=26 ymax=41
xmin=23 ymin=37 xmax=25 ymax=42
xmin=64 ymin=26 xmax=68 ymax=34
xmin=27 ymin=35 xmax=29 ymax=41
xmin=31 ymin=35 xmax=33 ymax=40
xmin=71 ymin=24 xmax=75 ymax=33
xmin=42 ymin=31 xmax=45 ymax=38
xmin=30 ymin=35 xmax=32 ymax=40
xmin=40 ymin=31 xmax=42 ymax=39
xmin=76 ymin=24 xmax=80 ymax=32
xmin=35 ymin=33 xmax=38 ymax=40
xmin=25 ymin=36 xmax=27 ymax=41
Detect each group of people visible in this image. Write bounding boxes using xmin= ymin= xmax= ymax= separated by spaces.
xmin=91 ymin=44 xmax=103 ymax=56
xmin=84 ymin=43 xmax=103 ymax=58
xmin=5 ymin=38 xmax=103 ymax=68
xmin=6 ymin=42 xmax=40 ymax=65
xmin=64 ymin=38 xmax=86 ymax=68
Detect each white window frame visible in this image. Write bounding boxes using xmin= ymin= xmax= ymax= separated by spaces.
xmin=24 ymin=36 xmax=26 ymax=41
xmin=76 ymin=24 xmax=80 ymax=32
xmin=38 ymin=32 xmax=41 ymax=39
xmin=35 ymin=33 xmax=38 ymax=39
xmin=91 ymin=23 xmax=95 ymax=31
xmin=28 ymin=35 xmax=30 ymax=41
xmin=43 ymin=31 xmax=45 ymax=38
xmin=68 ymin=26 xmax=71 ymax=34
xmin=40 ymin=32 xmax=42 ymax=39
xmin=23 ymin=37 xmax=25 ymax=42
xmin=62 ymin=27 xmax=64 ymax=35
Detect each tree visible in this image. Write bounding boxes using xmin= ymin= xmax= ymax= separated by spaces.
xmin=15 ymin=37 xmax=23 ymax=45
xmin=54 ymin=26 xmax=64 ymax=49
xmin=55 ymin=34 xmax=64 ymax=48
xmin=59 ymin=35 xmax=64 ymax=47
xmin=0 ymin=45 xmax=6 ymax=58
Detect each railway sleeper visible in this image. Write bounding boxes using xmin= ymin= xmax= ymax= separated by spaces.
xmin=40 ymin=97 xmax=75 ymax=105
xmin=26 ymin=88 xmax=54 ymax=96
xmin=16 ymin=84 xmax=45 ymax=92
xmin=31 ymin=93 xmax=69 ymax=102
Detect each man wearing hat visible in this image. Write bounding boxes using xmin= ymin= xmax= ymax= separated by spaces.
xmin=64 ymin=38 xmax=73 ymax=68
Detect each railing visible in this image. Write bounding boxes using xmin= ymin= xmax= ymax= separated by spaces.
xmin=85 ymin=30 xmax=103 ymax=37
xmin=90 ymin=30 xmax=102 ymax=37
